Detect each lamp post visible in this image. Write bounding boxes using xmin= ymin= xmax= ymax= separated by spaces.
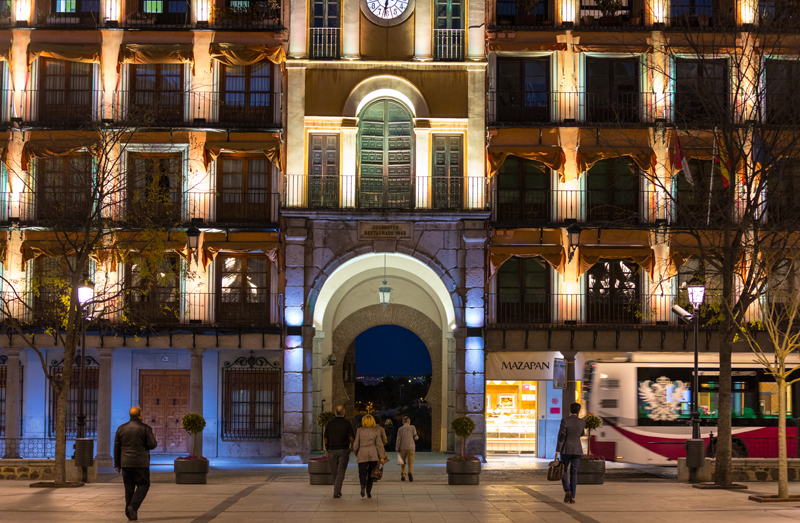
xmin=76 ymin=276 xmax=94 ymax=440
xmin=186 ymin=224 xmax=201 ymax=264
xmin=687 ymin=274 xmax=706 ymax=441
xmin=566 ymin=221 xmax=582 ymax=262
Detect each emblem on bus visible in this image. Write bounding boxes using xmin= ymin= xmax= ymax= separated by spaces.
xmin=638 ymin=376 xmax=688 ymax=421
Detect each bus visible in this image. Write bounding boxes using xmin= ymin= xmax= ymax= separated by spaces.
xmin=580 ymin=352 xmax=800 ymax=465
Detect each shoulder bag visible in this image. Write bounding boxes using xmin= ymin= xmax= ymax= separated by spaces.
xmin=547 ymin=459 xmax=564 ymax=481
xmin=370 ymin=463 xmax=384 ymax=481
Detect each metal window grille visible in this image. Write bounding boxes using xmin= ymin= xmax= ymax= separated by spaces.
xmin=0 ymin=356 xmax=24 ymax=437
xmin=48 ymin=356 xmax=99 ymax=438
xmin=221 ymin=352 xmax=281 ymax=439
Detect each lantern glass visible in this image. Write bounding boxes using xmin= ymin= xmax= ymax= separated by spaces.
xmin=186 ymin=225 xmax=201 ymax=250
xmin=687 ymin=284 xmax=705 ymax=309
xmin=566 ymin=223 xmax=582 ymax=250
xmin=378 ymin=283 xmax=392 ymax=308
xmin=77 ymin=282 xmax=94 ymax=305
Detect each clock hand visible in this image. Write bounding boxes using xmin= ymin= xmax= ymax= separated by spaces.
xmin=383 ymin=0 xmax=389 ymax=16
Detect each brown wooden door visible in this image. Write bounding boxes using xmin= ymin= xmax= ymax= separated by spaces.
xmin=139 ymin=370 xmax=191 ymax=454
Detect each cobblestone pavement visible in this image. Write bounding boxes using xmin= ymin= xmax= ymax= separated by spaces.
xmin=0 ymin=454 xmax=796 ymax=522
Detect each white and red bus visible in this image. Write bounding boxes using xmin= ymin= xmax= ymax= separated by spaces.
xmin=580 ymin=353 xmax=800 ymax=465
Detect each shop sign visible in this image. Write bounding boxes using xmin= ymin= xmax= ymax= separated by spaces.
xmin=358 ymin=222 xmax=412 ymax=240
xmin=486 ymin=352 xmax=560 ymax=380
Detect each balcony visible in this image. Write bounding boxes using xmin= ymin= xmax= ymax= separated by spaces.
xmin=284 ymin=174 xmax=486 ymax=211
xmin=113 ymin=91 xmax=282 ymax=128
xmin=33 ymin=1 xmax=101 ymax=28
xmin=187 ymin=191 xmax=280 ymax=225
xmin=124 ymin=2 xmax=191 ymax=28
xmin=488 ymin=91 xmax=654 ymax=126
xmin=123 ymin=189 xmax=183 ymax=225
xmin=433 ymin=29 xmax=465 ymax=61
xmin=485 ymin=293 xmax=677 ymax=326
xmin=309 ymin=28 xmax=341 ymax=59
xmin=209 ymin=1 xmax=282 ymax=30
xmin=491 ymin=189 xmax=666 ymax=224
xmin=23 ymin=90 xmax=101 ymax=127
xmin=19 ymin=191 xmax=94 ymax=224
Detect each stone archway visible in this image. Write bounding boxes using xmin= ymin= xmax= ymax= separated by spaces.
xmin=331 ymin=303 xmax=444 ymax=451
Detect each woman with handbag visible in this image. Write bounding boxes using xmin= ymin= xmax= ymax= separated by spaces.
xmin=353 ymin=414 xmax=388 ymax=498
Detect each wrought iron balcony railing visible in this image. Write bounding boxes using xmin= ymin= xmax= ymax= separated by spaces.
xmin=309 ymin=27 xmax=341 ymax=59
xmin=23 ymin=90 xmax=103 ymax=126
xmin=488 ymin=91 xmax=656 ymax=125
xmin=433 ymin=29 xmax=465 ymax=61
xmin=187 ymin=191 xmax=280 ymax=225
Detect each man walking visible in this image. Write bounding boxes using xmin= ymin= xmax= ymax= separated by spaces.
xmin=396 ymin=416 xmax=419 ymax=481
xmin=114 ymin=406 xmax=158 ymax=521
xmin=324 ymin=405 xmax=355 ymax=498
xmin=555 ymin=403 xmax=586 ymax=504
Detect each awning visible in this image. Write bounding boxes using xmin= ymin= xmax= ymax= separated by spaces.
xmin=487 ymin=228 xmax=566 ymax=277
xmin=118 ymin=44 xmax=194 ymax=74
xmin=112 ymin=231 xmax=191 ymax=265
xmin=666 ymin=230 xmax=750 ymax=278
xmin=20 ymin=231 xmax=108 ymax=269
xmin=576 ymin=229 xmax=655 ymax=281
xmin=201 ymin=232 xmax=280 ymax=270
xmin=27 ymin=43 xmax=102 ymax=70
xmin=208 ymin=43 xmax=286 ymax=68
xmin=203 ymin=138 xmax=282 ymax=172
xmin=572 ymin=32 xmax=653 ymax=53
xmin=487 ymin=128 xmax=565 ymax=178
xmin=487 ymin=41 xmax=567 ymax=53
xmin=21 ymin=136 xmax=101 ymax=171
xmin=577 ymin=128 xmax=656 ymax=174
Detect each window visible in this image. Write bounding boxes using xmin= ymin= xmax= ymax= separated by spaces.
xmin=217 ymin=255 xmax=270 ymax=326
xmin=766 ymin=60 xmax=800 ymax=124
xmin=130 ymin=64 xmax=184 ymax=123
xmin=52 ymin=0 xmax=99 ymax=13
xmin=436 ymin=0 xmax=462 ymax=29
xmin=48 ymin=358 xmax=99 ymax=438
xmin=670 ymin=0 xmax=713 ymax=20
xmin=587 ymin=259 xmax=641 ymax=323
xmin=141 ymin=0 xmax=189 ymax=19
xmin=358 ymin=99 xmax=413 ymax=209
xmin=217 ymin=156 xmax=273 ymax=222
xmin=219 ymin=62 xmax=274 ymax=125
xmin=36 ymin=154 xmax=93 ymax=222
xmin=580 ymin=0 xmax=630 ymax=18
xmin=495 ymin=157 xmax=549 ymax=222
xmin=586 ymin=158 xmax=640 ymax=222
xmin=432 ymin=135 xmax=463 ymax=210
xmin=312 ymin=0 xmax=338 ymax=27
xmin=585 ymin=58 xmax=639 ymax=123
xmin=0 ymin=358 xmax=23 ymax=437
xmin=495 ymin=58 xmax=550 ymax=124
xmin=497 ymin=257 xmax=550 ymax=323
xmin=767 ymin=258 xmax=800 ymax=323
xmin=126 ymin=256 xmax=180 ymax=325
xmin=433 ymin=0 xmax=464 ymax=61
xmin=32 ymin=257 xmax=78 ymax=319
xmin=676 ymin=256 xmax=722 ymax=324
xmin=675 ymin=159 xmax=730 ymax=226
xmin=222 ymin=364 xmax=281 ymax=439
xmin=309 ymin=0 xmax=340 ymax=59
xmin=39 ymin=59 xmax=93 ymax=124
xmin=675 ymin=59 xmax=728 ymax=125
xmin=495 ymin=0 xmax=547 ymax=24
xmin=767 ymin=160 xmax=800 ymax=223
xmin=308 ymin=134 xmax=340 ymax=208
xmin=127 ymin=153 xmax=182 ymax=223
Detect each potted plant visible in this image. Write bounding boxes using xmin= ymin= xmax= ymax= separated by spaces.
xmin=174 ymin=413 xmax=210 ymax=485
xmin=308 ymin=410 xmax=336 ymax=485
xmin=578 ymin=414 xmax=605 ymax=484
xmin=447 ymin=416 xmax=481 ymax=485
xmin=514 ymin=0 xmax=539 ymax=26
xmin=595 ymin=0 xmax=623 ymax=25
xmin=45 ymin=11 xmax=81 ymax=25
xmin=582 ymin=14 xmax=595 ymax=26
xmin=127 ymin=11 xmax=156 ymax=25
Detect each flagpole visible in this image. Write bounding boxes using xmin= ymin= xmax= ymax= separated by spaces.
xmin=708 ymin=128 xmax=717 ymax=226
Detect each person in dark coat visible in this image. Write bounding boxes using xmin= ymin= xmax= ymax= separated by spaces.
xmin=114 ymin=406 xmax=158 ymax=521
xmin=323 ymin=405 xmax=355 ymax=498
xmin=555 ymin=403 xmax=587 ymax=504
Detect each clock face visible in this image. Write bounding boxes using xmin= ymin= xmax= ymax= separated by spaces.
xmin=366 ymin=0 xmax=409 ymax=19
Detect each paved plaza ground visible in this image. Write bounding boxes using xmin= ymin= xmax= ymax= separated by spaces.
xmin=0 ymin=454 xmax=799 ymax=522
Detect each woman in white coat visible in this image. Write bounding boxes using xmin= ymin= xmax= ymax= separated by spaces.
xmin=353 ymin=414 xmax=388 ymax=498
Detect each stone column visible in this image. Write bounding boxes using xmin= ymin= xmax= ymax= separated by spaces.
xmin=189 ymin=348 xmax=205 ymax=457
xmin=414 ymin=122 xmax=431 ymax=208
xmin=562 ymin=351 xmax=577 ymax=419
xmin=414 ymin=0 xmax=432 ymax=60
xmin=95 ymin=348 xmax=114 ymax=466
xmin=342 ymin=0 xmax=361 ymax=59
xmin=467 ymin=0 xmax=485 ymax=60
xmin=3 ymin=348 xmax=21 ymax=458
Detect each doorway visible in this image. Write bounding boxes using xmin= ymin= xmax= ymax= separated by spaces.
xmin=139 ymin=370 xmax=191 ymax=454
xmin=352 ymin=325 xmax=433 ymax=451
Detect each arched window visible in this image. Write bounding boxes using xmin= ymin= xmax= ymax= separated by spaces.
xmin=358 ymin=99 xmax=413 ymax=209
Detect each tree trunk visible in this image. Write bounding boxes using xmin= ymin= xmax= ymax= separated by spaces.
xmin=779 ymin=379 xmax=788 ymax=499
xmin=587 ymin=429 xmax=592 ymax=455
xmin=715 ymin=323 xmax=733 ymax=486
xmin=54 ymin=329 xmax=78 ymax=484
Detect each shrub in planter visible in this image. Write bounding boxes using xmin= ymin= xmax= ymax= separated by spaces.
xmin=578 ymin=414 xmax=605 ymax=485
xmin=308 ymin=457 xmax=334 ymax=485
xmin=174 ymin=413 xmax=209 ymax=485
xmin=448 ymin=416 xmax=481 ymax=485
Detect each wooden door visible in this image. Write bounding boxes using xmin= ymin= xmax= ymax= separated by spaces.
xmin=139 ymin=370 xmax=191 ymax=454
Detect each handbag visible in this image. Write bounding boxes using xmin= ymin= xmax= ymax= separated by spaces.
xmin=370 ymin=463 xmax=384 ymax=481
xmin=547 ymin=459 xmax=564 ymax=481
xmin=397 ymin=454 xmax=404 ymax=466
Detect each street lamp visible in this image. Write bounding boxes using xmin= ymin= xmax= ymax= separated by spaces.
xmin=686 ymin=274 xmax=705 ymax=441
xmin=186 ymin=224 xmax=201 ymax=264
xmin=378 ymin=254 xmax=392 ymax=310
xmin=76 ymin=277 xmax=94 ymax=440
xmin=566 ymin=221 xmax=582 ymax=262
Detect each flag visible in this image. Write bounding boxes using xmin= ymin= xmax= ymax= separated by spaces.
xmin=715 ymin=131 xmax=732 ymax=189
xmin=672 ymin=132 xmax=693 ymax=185
xmin=752 ymin=130 xmax=774 ymax=173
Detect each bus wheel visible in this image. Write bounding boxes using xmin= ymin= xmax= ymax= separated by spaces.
xmin=732 ymin=438 xmax=748 ymax=458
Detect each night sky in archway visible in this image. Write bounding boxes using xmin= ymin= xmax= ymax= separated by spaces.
xmin=355 ymin=325 xmax=432 ymax=376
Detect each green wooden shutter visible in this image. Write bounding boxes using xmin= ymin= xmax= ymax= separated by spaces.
xmin=432 ymin=135 xmax=462 ymax=209
xmin=309 ymin=134 xmax=339 ymax=208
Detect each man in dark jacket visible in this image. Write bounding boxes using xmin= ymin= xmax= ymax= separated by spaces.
xmin=323 ymin=405 xmax=355 ymax=498
xmin=115 ymin=406 xmax=158 ymax=521
xmin=556 ymin=403 xmax=586 ymax=504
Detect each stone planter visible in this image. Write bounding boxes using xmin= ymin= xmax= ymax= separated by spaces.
xmin=308 ymin=459 xmax=333 ymax=485
xmin=446 ymin=459 xmax=481 ymax=485
xmin=582 ymin=15 xmax=594 ymax=26
xmin=577 ymin=459 xmax=605 ymax=485
xmin=174 ymin=458 xmax=209 ymax=484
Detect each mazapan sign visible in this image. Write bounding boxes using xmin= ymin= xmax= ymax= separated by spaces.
xmin=486 ymin=352 xmax=561 ymax=380
xmin=358 ymin=222 xmax=412 ymax=240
